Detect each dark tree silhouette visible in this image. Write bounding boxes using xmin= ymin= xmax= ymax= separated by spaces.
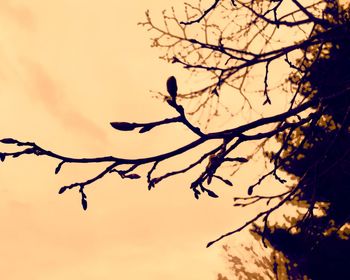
xmin=213 ymin=1 xmax=350 ymax=279
xmin=1 ymin=0 xmax=350 ymax=259
xmin=249 ymin=3 xmax=350 ymax=278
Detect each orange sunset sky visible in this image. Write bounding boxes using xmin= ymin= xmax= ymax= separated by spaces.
xmin=0 ymin=0 xmax=279 ymax=279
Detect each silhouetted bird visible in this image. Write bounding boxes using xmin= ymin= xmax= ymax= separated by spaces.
xmin=166 ymin=76 xmax=178 ymax=100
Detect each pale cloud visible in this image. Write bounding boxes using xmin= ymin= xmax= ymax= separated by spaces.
xmin=22 ymin=59 xmax=107 ymax=142
xmin=0 ymin=0 xmax=35 ymax=29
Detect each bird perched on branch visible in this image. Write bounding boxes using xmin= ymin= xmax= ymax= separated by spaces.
xmin=166 ymin=76 xmax=178 ymax=100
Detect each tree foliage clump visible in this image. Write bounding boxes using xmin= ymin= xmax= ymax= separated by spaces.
xmin=252 ymin=3 xmax=350 ymax=279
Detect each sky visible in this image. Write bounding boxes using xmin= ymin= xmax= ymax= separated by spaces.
xmin=0 ymin=0 xmax=326 ymax=280
xmin=0 ymin=1 xmax=278 ymax=279
xmin=2 ymin=1 xmax=350 ymax=278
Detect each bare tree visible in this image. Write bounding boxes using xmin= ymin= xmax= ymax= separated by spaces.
xmin=1 ymin=0 xmax=349 ymax=248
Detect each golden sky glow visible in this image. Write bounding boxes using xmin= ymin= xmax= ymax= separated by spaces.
xmin=1 ymin=0 xmax=315 ymax=277
xmin=0 ymin=1 xmax=267 ymax=279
